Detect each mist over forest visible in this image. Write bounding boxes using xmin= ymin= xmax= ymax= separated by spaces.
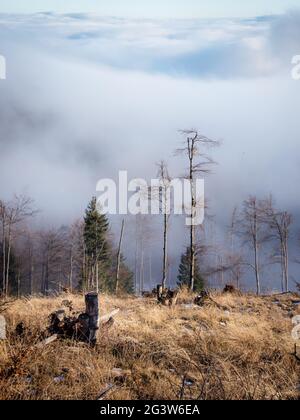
xmin=0 ymin=10 xmax=300 ymax=294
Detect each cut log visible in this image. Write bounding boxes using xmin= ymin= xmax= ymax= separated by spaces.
xmin=36 ymin=334 xmax=58 ymax=348
xmin=101 ymin=317 xmax=114 ymax=332
xmin=99 ymin=309 xmax=120 ymax=324
xmin=85 ymin=292 xmax=99 ymax=346
xmin=98 ymin=383 xmax=116 ymax=400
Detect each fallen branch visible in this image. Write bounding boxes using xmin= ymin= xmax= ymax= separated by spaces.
xmin=99 ymin=309 xmax=120 ymax=324
xmin=36 ymin=334 xmax=58 ymax=349
xmin=97 ymin=383 xmax=116 ymax=400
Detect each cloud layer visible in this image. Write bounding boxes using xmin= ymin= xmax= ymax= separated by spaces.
xmin=1 ymin=12 xmax=298 ymax=78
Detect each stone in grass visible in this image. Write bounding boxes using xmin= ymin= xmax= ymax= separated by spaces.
xmin=0 ymin=315 xmax=6 ymax=340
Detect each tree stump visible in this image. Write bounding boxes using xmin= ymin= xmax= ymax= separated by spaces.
xmin=85 ymin=292 xmax=99 ymax=346
xmin=157 ymin=285 xmax=163 ymax=302
xmin=0 ymin=315 xmax=6 ymax=340
xmin=77 ymin=313 xmax=90 ymax=341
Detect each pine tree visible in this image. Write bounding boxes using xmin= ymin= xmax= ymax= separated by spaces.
xmin=177 ymin=247 xmax=205 ymax=292
xmin=84 ymin=197 xmax=109 ymax=261
xmin=83 ymin=197 xmax=110 ymax=291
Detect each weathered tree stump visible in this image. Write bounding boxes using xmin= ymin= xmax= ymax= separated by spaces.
xmin=158 ymin=287 xmax=179 ymax=307
xmin=77 ymin=313 xmax=90 ymax=341
xmin=0 ymin=315 xmax=6 ymax=340
xmin=223 ymin=285 xmax=237 ymax=294
xmin=46 ymin=293 xmax=100 ymax=345
xmin=194 ymin=291 xmax=209 ymax=306
xmin=157 ymin=285 xmax=163 ymax=302
xmin=85 ymin=292 xmax=99 ymax=346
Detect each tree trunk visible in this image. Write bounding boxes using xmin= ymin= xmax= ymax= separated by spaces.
xmin=2 ymin=218 xmax=5 ymax=295
xmin=189 ymin=145 xmax=195 ymax=292
xmin=284 ymin=238 xmax=289 ymax=292
xmin=85 ymin=292 xmax=99 ymax=346
xmin=162 ymin=213 xmax=168 ymax=289
xmin=69 ymin=250 xmax=73 ymax=293
xmin=45 ymin=256 xmax=49 ymax=295
xmin=95 ymin=261 xmax=99 ymax=294
xmin=115 ymin=219 xmax=125 ymax=294
xmin=140 ymin=249 xmax=144 ymax=294
xmin=5 ymin=228 xmax=12 ymax=297
xmin=30 ymin=258 xmax=34 ymax=295
xmin=17 ymin=269 xmax=20 ymax=299
xmin=254 ymin=239 xmax=260 ymax=295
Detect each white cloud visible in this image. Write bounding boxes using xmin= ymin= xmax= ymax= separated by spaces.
xmin=0 ymin=12 xmax=284 ymax=78
xmin=0 ymin=11 xmax=300 ymax=286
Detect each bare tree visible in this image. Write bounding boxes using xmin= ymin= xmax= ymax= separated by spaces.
xmin=149 ymin=161 xmax=172 ymax=289
xmin=226 ymin=206 xmax=244 ymax=289
xmin=38 ymin=227 xmax=66 ymax=295
xmin=0 ymin=195 xmax=36 ymax=296
xmin=134 ymin=214 xmax=154 ymax=294
xmin=158 ymin=162 xmax=171 ymax=289
xmin=237 ymin=196 xmax=270 ymax=295
xmin=176 ymin=130 xmax=218 ymax=291
xmin=263 ymin=197 xmax=292 ymax=292
xmin=0 ymin=200 xmax=6 ymax=295
xmin=115 ymin=219 xmax=125 ymax=294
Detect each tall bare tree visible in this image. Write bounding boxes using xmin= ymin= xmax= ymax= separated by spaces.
xmin=226 ymin=206 xmax=244 ymax=289
xmin=0 ymin=195 xmax=36 ymax=296
xmin=115 ymin=219 xmax=125 ymax=294
xmin=176 ymin=130 xmax=218 ymax=291
xmin=38 ymin=227 xmax=66 ymax=295
xmin=237 ymin=196 xmax=270 ymax=295
xmin=263 ymin=197 xmax=292 ymax=292
xmin=150 ymin=161 xmax=172 ymax=289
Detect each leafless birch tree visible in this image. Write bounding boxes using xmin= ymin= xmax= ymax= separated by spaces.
xmin=175 ymin=130 xmax=218 ymax=291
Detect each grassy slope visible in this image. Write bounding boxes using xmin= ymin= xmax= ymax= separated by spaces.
xmin=0 ymin=291 xmax=299 ymax=400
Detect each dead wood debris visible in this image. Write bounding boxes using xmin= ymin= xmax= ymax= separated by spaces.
xmin=194 ymin=291 xmax=228 ymax=310
xmin=157 ymin=285 xmax=179 ymax=307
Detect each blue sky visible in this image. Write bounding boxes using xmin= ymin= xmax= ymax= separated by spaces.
xmin=0 ymin=0 xmax=300 ymax=18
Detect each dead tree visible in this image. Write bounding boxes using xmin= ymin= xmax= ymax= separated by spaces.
xmin=115 ymin=219 xmax=125 ymax=294
xmin=236 ymin=196 xmax=271 ymax=295
xmin=262 ymin=197 xmax=292 ymax=292
xmin=0 ymin=195 xmax=36 ymax=297
xmin=176 ymin=130 xmax=218 ymax=291
xmin=149 ymin=161 xmax=172 ymax=289
xmin=85 ymin=292 xmax=99 ymax=345
xmin=0 ymin=201 xmax=6 ymax=295
xmin=155 ymin=162 xmax=172 ymax=289
xmin=38 ymin=228 xmax=66 ymax=295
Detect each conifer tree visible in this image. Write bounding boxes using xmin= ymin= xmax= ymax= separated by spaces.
xmin=83 ymin=197 xmax=110 ymax=291
xmin=177 ymin=247 xmax=205 ymax=292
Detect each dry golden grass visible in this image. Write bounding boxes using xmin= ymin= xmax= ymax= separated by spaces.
xmin=0 ymin=290 xmax=299 ymax=400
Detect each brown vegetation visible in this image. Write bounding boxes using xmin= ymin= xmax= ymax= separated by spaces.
xmin=0 ymin=290 xmax=299 ymax=400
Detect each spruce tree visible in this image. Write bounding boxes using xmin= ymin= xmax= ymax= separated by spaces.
xmin=83 ymin=197 xmax=110 ymax=291
xmin=84 ymin=197 xmax=109 ymax=262
xmin=177 ymin=247 xmax=205 ymax=292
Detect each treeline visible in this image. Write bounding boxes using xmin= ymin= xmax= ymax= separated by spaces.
xmin=134 ymin=130 xmax=295 ymax=295
xmin=0 ymin=196 xmax=133 ymax=297
xmin=194 ymin=195 xmax=293 ymax=295
xmin=0 ymin=130 xmax=297 ymax=297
